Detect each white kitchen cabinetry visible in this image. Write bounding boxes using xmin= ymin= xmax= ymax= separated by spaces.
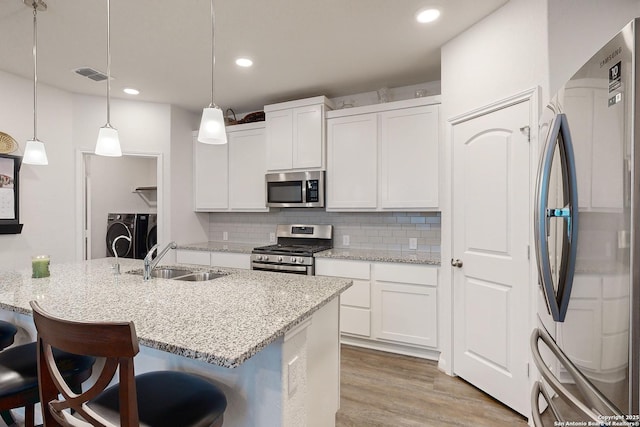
xmin=326 ymin=114 xmax=378 ymax=209
xmin=563 ymin=81 xmax=623 ymax=211
xmin=193 ymin=123 xmax=268 ymax=212
xmin=372 ymin=263 xmax=438 ymax=348
xmin=316 ymin=258 xmax=371 ymax=337
xmin=265 ymin=96 xmax=333 ymax=171
xmin=176 ymin=249 xmax=250 ymax=269
xmin=326 ymin=97 xmax=440 ymax=211
xmin=316 ymin=257 xmax=439 ymax=358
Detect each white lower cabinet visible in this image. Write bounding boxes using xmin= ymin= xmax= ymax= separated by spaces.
xmin=372 ymin=263 xmax=438 ymax=348
xmin=316 ymin=258 xmax=438 ymax=353
xmin=176 ymin=250 xmax=250 ymax=269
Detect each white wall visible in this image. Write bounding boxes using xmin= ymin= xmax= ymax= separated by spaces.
xmin=88 ymin=154 xmax=157 ymax=259
xmin=0 ymin=70 xmax=75 ymax=270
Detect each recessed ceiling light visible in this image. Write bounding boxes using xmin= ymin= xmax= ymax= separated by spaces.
xmin=123 ymin=88 xmax=140 ymax=95
xmin=235 ymin=58 xmax=253 ymax=67
xmin=416 ymin=8 xmax=441 ymax=23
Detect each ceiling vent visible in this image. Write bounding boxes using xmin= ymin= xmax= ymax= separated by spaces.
xmin=73 ymin=67 xmax=109 ymax=82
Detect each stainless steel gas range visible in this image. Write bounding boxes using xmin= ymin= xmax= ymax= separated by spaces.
xmin=251 ymin=224 xmax=333 ymax=275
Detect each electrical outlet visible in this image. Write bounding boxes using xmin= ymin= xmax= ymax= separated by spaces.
xmin=223 ymin=231 xmax=228 ymax=241
xmin=269 ymin=232 xmax=276 ymax=243
xmin=343 ymin=235 xmax=350 ymax=246
xmin=409 ymin=238 xmax=417 ymax=250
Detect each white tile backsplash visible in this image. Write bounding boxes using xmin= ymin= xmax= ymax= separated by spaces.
xmin=207 ymin=210 xmax=441 ymax=254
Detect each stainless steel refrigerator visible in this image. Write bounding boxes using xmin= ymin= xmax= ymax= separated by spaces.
xmin=531 ymin=19 xmax=640 ymax=425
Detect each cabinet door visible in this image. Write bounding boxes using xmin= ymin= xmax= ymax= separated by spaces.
xmin=326 ymin=113 xmax=377 ymax=210
xmin=228 ymin=127 xmax=268 ymax=210
xmin=266 ymin=109 xmax=293 ymax=171
xmin=379 ymin=105 xmax=439 ymax=209
xmin=193 ymin=136 xmax=228 ymax=211
xmin=293 ymin=104 xmax=323 ymax=169
xmin=373 ymin=263 xmax=438 ymax=348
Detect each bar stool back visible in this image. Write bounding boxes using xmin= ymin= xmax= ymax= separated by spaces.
xmin=31 ymin=301 xmax=227 ymax=427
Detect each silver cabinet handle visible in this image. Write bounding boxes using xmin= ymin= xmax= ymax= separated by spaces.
xmin=534 ymin=113 xmax=579 ymax=322
xmin=451 ymin=259 xmax=463 ymax=268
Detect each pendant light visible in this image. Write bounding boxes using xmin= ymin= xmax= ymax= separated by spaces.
xmin=94 ymin=0 xmax=122 ymax=157
xmin=22 ymin=0 xmax=48 ymax=166
xmin=197 ymin=0 xmax=227 ymax=144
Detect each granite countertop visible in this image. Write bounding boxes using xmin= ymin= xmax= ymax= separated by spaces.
xmin=177 ymin=241 xmax=258 ymax=254
xmin=178 ymin=242 xmax=441 ymax=265
xmin=0 ymin=258 xmax=351 ymax=368
xmin=315 ymin=248 xmax=441 ymax=266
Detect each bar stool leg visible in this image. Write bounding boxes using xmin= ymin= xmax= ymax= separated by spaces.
xmin=0 ymin=410 xmax=15 ymax=426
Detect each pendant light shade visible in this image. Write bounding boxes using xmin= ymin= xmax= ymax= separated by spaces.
xmin=197 ymin=0 xmax=227 ymax=144
xmin=23 ymin=138 xmax=48 ymax=165
xmin=23 ymin=0 xmax=48 ymax=166
xmin=95 ymin=0 xmax=121 ymax=157
xmin=198 ymin=106 xmax=227 ymax=144
xmin=95 ymin=125 xmax=122 ymax=156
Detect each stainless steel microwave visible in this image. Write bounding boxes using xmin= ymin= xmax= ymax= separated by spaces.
xmin=265 ymin=171 xmax=325 ymax=208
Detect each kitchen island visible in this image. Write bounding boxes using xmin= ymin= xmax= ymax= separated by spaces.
xmin=0 ymin=257 xmax=351 ymax=427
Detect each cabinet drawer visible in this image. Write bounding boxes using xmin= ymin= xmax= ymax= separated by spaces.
xmin=375 ymin=263 xmax=437 ymax=286
xmin=340 ymin=279 xmax=370 ymax=308
xmin=341 ymin=306 xmax=370 ymax=337
xmin=176 ymin=250 xmax=211 ymax=266
xmin=211 ymin=252 xmax=250 ymax=269
xmin=315 ymin=258 xmax=370 ymax=280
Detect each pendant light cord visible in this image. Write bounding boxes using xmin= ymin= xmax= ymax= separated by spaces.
xmin=106 ymin=0 xmax=112 ymax=126
xmin=32 ymin=5 xmax=38 ymax=140
xmin=209 ymin=0 xmax=216 ymax=108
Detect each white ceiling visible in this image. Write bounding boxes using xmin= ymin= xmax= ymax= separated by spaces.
xmin=0 ymin=0 xmax=508 ymax=114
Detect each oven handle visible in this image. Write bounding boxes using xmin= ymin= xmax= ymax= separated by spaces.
xmin=252 ymin=262 xmax=309 ymax=273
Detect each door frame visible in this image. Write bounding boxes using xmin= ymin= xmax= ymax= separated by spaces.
xmin=74 ymin=149 xmax=164 ymax=261
xmin=440 ymin=87 xmax=541 ymax=400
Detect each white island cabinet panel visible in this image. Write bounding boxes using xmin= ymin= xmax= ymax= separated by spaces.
xmin=379 ymin=104 xmax=439 ymax=209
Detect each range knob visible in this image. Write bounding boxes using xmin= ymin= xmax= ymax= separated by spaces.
xmin=297 ymin=258 xmax=305 ymax=264
xmin=263 ymin=255 xmax=270 ymax=262
xmin=290 ymin=257 xmax=297 ymax=263
xmin=255 ymin=255 xmax=262 ymax=261
xmin=278 ymin=256 xmax=283 ymax=262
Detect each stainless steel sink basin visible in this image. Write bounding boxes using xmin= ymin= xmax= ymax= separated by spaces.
xmin=127 ymin=267 xmax=227 ymax=282
xmin=174 ymin=272 xmax=227 ymax=281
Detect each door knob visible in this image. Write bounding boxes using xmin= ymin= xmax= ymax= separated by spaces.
xmin=451 ymin=259 xmax=463 ymax=268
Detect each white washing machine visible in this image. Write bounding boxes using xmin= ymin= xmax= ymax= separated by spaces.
xmin=106 ymin=213 xmax=136 ymax=258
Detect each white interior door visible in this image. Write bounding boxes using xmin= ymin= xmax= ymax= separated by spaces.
xmin=452 ymin=98 xmax=531 ymax=416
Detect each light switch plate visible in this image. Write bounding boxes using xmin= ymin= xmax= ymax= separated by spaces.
xmin=270 ymin=232 xmax=276 ymax=243
xmin=343 ymin=235 xmax=350 ymax=246
xmin=223 ymin=231 xmax=228 ymax=241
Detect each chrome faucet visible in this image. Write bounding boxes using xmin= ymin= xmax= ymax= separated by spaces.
xmin=111 ymin=235 xmax=131 ymax=275
xmin=143 ymin=241 xmax=177 ymax=281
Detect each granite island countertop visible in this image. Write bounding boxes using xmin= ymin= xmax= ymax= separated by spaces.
xmin=0 ymin=258 xmax=351 ymax=369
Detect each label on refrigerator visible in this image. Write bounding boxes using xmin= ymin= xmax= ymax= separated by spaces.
xmin=608 ymin=92 xmax=622 ymax=107
xmin=609 ymin=61 xmax=621 ymax=92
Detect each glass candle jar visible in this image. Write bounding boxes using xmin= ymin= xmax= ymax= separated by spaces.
xmin=32 ymin=255 xmax=50 ymax=278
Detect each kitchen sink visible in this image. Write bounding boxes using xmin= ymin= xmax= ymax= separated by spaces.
xmin=127 ymin=267 xmax=227 ymax=282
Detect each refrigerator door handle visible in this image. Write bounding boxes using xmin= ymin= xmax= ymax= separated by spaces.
xmin=530 ymin=327 xmax=623 ymax=421
xmin=534 ymin=113 xmax=579 ymax=322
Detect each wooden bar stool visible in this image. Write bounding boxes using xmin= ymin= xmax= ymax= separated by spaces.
xmin=31 ymin=301 xmax=227 ymax=427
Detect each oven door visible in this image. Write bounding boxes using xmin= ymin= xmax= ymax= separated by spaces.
xmin=251 ymin=261 xmax=312 ymax=275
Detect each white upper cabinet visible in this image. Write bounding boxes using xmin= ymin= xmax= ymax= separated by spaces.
xmin=326 ymin=97 xmax=440 ymax=211
xmin=327 ymin=113 xmax=378 ymax=209
xmin=379 ymin=105 xmax=439 ymax=209
xmin=265 ymin=96 xmax=333 ymax=171
xmin=193 ymin=135 xmax=228 ymax=211
xmin=193 ymin=122 xmax=268 ymax=212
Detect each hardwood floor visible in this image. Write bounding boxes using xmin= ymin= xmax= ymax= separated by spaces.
xmin=336 ymin=345 xmax=529 ymax=427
